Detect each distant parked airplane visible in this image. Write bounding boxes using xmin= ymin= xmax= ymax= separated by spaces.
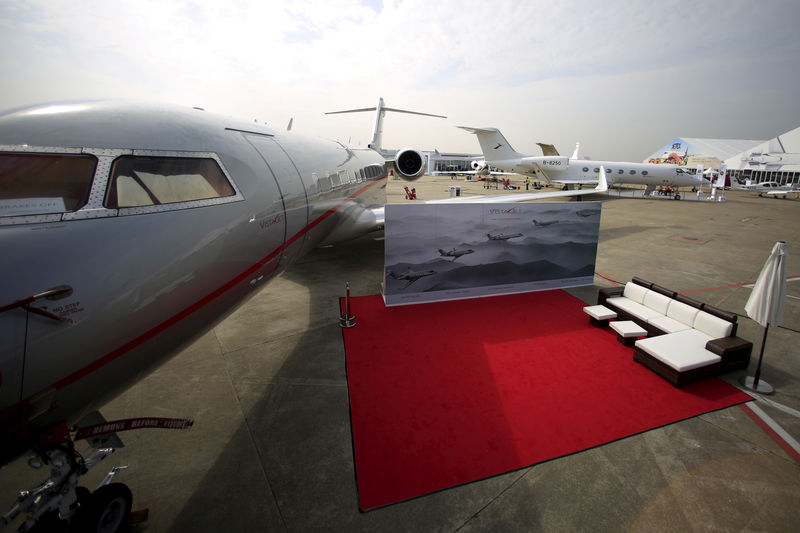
xmin=459 ymin=126 xmax=703 ymax=197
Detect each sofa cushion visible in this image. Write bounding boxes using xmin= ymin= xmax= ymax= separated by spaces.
xmin=623 ymin=282 xmax=649 ymax=304
xmin=647 ymin=314 xmax=692 ymax=334
xmin=634 ymin=329 xmax=720 ymax=371
xmin=642 ymin=291 xmax=672 ymax=315
xmin=606 ymin=296 xmax=664 ymax=321
xmin=693 ymin=311 xmax=733 ymax=339
xmin=666 ymin=300 xmax=700 ymax=326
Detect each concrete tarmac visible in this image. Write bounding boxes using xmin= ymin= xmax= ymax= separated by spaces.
xmin=2 ymin=174 xmax=799 ymax=531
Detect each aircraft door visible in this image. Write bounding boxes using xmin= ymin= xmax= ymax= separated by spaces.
xmin=245 ymin=135 xmax=309 ymax=269
xmin=0 ymin=309 xmax=27 ymax=434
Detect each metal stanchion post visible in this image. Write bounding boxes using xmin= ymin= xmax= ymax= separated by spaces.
xmin=340 ymin=282 xmax=356 ymax=328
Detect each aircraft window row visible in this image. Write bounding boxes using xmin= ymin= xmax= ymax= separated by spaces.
xmin=363 ymin=164 xmax=385 ymax=178
xmin=105 ymin=156 xmax=235 ymax=208
xmin=0 ymin=153 xmax=97 ymax=216
xmin=1 ymin=149 xmax=242 ymax=223
xmin=585 ymin=166 xmax=644 ymax=176
xmin=314 ymin=164 xmax=385 ymax=196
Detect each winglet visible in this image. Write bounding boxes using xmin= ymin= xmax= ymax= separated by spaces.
xmin=571 ymin=142 xmax=580 ymax=159
xmin=596 ymin=165 xmax=608 ymax=192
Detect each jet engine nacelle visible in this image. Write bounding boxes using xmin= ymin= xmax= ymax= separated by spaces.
xmin=471 ymin=160 xmax=488 ymax=171
xmin=394 ymin=148 xmax=426 ymax=181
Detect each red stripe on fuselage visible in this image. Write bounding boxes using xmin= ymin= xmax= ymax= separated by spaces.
xmin=33 ymin=175 xmax=388 ymax=402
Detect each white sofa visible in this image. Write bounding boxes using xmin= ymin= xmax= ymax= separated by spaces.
xmin=598 ymin=279 xmax=752 ymax=386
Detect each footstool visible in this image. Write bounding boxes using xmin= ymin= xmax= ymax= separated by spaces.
xmin=609 ymin=320 xmax=647 ymax=346
xmin=583 ymin=305 xmax=617 ymax=327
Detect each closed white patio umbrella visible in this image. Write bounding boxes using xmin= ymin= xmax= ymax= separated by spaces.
xmin=740 ymin=241 xmax=788 ymax=394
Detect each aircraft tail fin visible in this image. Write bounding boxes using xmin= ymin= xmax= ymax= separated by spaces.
xmin=326 ymin=97 xmax=446 ymax=152
xmin=458 ymin=126 xmax=525 ymax=161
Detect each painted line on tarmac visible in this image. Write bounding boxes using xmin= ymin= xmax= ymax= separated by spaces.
xmin=682 ymin=274 xmax=800 ymax=295
xmin=741 ymin=402 xmax=800 ymax=463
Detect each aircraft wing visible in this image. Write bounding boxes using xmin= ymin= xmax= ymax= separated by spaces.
xmin=370 ymin=168 xmax=608 ymax=223
xmin=426 ymin=166 xmax=608 ymax=204
xmin=764 ymin=188 xmax=798 ymax=196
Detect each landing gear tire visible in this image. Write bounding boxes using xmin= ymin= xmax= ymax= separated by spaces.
xmin=76 ymin=483 xmax=132 ymax=533
xmin=674 ymin=194 xmax=681 ymax=200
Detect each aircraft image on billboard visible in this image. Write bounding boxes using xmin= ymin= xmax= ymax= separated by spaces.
xmin=532 ymin=219 xmax=558 ymax=227
xmin=486 ymin=232 xmax=523 ymax=241
xmin=386 ymin=267 xmax=437 ymax=288
xmin=438 ymin=247 xmax=475 ymax=260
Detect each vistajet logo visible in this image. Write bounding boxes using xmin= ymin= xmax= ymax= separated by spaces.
xmin=488 ymin=207 xmax=521 ymax=215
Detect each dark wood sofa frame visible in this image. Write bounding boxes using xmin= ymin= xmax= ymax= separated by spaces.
xmin=597 ymin=277 xmax=752 ymax=386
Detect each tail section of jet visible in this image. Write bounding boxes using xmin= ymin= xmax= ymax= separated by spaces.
xmin=457 ymin=127 xmax=525 ymax=161
xmin=327 ymin=98 xmax=446 ymax=180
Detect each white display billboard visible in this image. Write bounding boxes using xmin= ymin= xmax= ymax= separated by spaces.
xmin=383 ymin=202 xmax=601 ymax=306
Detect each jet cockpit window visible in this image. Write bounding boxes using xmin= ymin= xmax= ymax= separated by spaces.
xmin=105 ymin=156 xmax=235 ymax=208
xmin=0 ymin=153 xmax=96 ymax=216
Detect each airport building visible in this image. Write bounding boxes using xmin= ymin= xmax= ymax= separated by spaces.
xmin=646 ymin=126 xmax=800 ymax=186
xmin=425 ymin=151 xmax=482 ymax=175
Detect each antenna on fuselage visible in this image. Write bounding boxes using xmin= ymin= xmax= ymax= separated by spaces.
xmin=325 ymin=97 xmax=446 ymax=152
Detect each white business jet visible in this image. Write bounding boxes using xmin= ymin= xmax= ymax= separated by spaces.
xmin=459 ymin=126 xmax=703 ymax=198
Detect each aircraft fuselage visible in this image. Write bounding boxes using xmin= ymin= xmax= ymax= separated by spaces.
xmin=0 ymin=101 xmax=388 ymax=460
xmin=494 ymin=157 xmax=702 ymax=189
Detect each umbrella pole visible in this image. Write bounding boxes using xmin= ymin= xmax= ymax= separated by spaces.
xmin=740 ymin=323 xmax=774 ymax=394
xmin=752 ymin=323 xmax=769 ymax=389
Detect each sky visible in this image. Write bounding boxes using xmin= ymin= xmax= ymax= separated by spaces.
xmin=2 ymin=0 xmax=799 ymax=161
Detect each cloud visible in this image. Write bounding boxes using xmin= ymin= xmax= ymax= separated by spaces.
xmin=1 ymin=0 xmax=799 ymax=160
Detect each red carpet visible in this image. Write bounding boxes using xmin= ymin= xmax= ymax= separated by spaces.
xmin=341 ymin=290 xmax=751 ymax=510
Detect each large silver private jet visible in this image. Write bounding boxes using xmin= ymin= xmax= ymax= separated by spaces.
xmin=0 ymin=98 xmax=440 ymax=530
xmin=0 ymin=97 xmax=610 ymax=531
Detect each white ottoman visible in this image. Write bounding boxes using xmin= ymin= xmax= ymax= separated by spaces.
xmin=610 ymin=320 xmax=647 ymax=346
xmin=583 ymin=305 xmax=617 ymax=327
